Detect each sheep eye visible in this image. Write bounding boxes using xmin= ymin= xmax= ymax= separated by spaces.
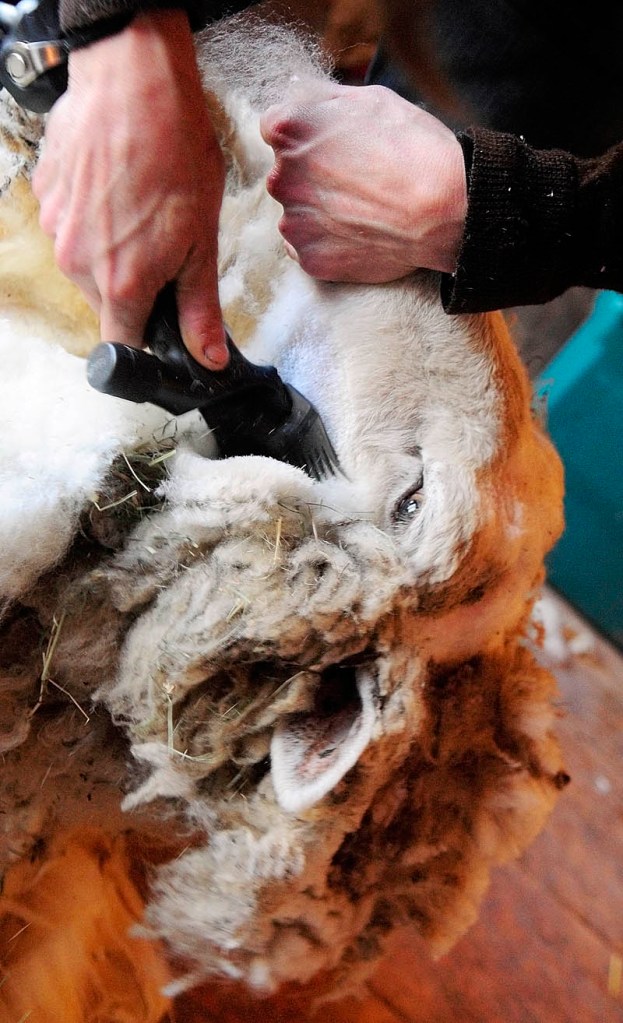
xmin=392 ymin=481 xmax=424 ymax=524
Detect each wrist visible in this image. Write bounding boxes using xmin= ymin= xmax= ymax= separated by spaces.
xmin=67 ymin=9 xmax=195 ymax=83
xmin=414 ymin=133 xmax=468 ymax=275
xmin=438 ymin=136 xmax=468 ymax=274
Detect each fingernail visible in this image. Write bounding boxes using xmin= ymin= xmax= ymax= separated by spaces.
xmin=284 ymin=241 xmax=300 ymax=263
xmin=202 ymin=338 xmax=229 ymax=369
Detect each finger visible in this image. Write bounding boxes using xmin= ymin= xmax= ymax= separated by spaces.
xmin=31 ymin=103 xmax=68 ymax=200
xmin=283 ymin=240 xmax=300 ymax=263
xmin=32 ymin=163 xmax=65 ymax=237
xmin=31 ymin=160 xmax=52 ymax=203
xmin=99 ymin=291 xmax=156 ymax=346
xmin=176 ymin=259 xmax=228 ymax=369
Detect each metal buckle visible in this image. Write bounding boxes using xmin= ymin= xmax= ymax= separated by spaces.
xmin=3 ymin=37 xmax=66 ymax=87
xmin=0 ymin=0 xmax=68 ymax=111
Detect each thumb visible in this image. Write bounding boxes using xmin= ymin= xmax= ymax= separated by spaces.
xmin=176 ymin=260 xmax=229 ymax=369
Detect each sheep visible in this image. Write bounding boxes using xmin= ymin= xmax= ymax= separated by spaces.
xmin=0 ymin=13 xmax=566 ymax=1021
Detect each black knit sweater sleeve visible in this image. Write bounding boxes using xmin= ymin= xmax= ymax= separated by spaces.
xmin=58 ymin=0 xmax=256 ymax=41
xmin=441 ymin=127 xmax=623 ymax=313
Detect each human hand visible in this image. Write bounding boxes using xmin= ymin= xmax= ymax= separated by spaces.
xmin=32 ymin=9 xmax=228 ymax=368
xmin=260 ymin=81 xmax=467 ymax=283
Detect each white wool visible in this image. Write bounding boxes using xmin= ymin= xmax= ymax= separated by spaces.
xmin=196 ymin=14 xmax=331 ymax=125
xmin=0 ymin=328 xmax=168 ymax=601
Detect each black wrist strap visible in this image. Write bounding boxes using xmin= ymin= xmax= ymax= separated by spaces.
xmin=62 ymin=11 xmax=135 ymax=51
xmin=62 ymin=0 xmax=209 ymax=50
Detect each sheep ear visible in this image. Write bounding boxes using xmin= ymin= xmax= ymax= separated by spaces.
xmin=270 ymin=669 xmax=376 ymax=814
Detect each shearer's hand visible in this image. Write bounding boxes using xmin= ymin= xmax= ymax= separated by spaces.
xmin=260 ymin=81 xmax=467 ymax=283
xmin=32 ymin=9 xmax=229 ymax=368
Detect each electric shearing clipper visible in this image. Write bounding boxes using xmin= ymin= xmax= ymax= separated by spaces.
xmin=89 ymin=284 xmax=342 ymax=480
xmin=0 ymin=0 xmax=341 ymax=480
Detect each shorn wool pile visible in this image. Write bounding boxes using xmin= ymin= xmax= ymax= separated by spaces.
xmin=0 ymin=13 xmax=567 ymax=1022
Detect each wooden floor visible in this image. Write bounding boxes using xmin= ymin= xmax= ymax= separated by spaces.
xmin=177 ymin=590 xmax=623 ymax=1023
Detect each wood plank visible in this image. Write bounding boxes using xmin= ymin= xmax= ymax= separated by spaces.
xmin=173 ymin=983 xmax=401 ymax=1023
xmin=520 ymin=594 xmax=623 ymax=948
xmin=371 ymin=865 xmax=623 ymax=1023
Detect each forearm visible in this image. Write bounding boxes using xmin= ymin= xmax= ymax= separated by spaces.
xmin=33 ymin=7 xmax=231 ymax=365
xmin=442 ymin=127 xmax=623 ymax=313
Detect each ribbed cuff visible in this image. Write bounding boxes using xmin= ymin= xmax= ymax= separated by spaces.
xmin=441 ymin=127 xmax=577 ymax=313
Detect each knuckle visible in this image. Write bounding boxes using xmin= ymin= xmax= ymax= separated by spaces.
xmin=277 ymin=212 xmax=298 ymax=243
xmin=297 ymin=251 xmax=323 ymax=277
xmin=31 ymin=168 xmax=43 ymax=201
xmin=265 ymin=166 xmax=284 ymax=200
xmin=97 ymin=259 xmax=152 ymax=307
xmin=104 ymin=276 xmax=135 ymax=305
xmin=261 ymin=108 xmax=306 ymax=151
xmin=37 ymin=202 xmax=56 ymax=237
xmin=53 ymin=234 xmax=82 ymax=279
xmin=271 ymin=116 xmax=293 ymax=145
xmin=296 ymin=246 xmax=337 ymax=281
xmin=33 ymin=186 xmax=59 ymax=238
xmin=267 ymin=165 xmax=304 ymax=208
xmin=367 ymin=84 xmax=390 ymax=101
xmin=260 ymin=107 xmax=287 ymax=144
xmin=278 ymin=210 xmax=318 ymax=249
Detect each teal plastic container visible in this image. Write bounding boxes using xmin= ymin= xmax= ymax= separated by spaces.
xmin=536 ymin=290 xmax=623 ymax=649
